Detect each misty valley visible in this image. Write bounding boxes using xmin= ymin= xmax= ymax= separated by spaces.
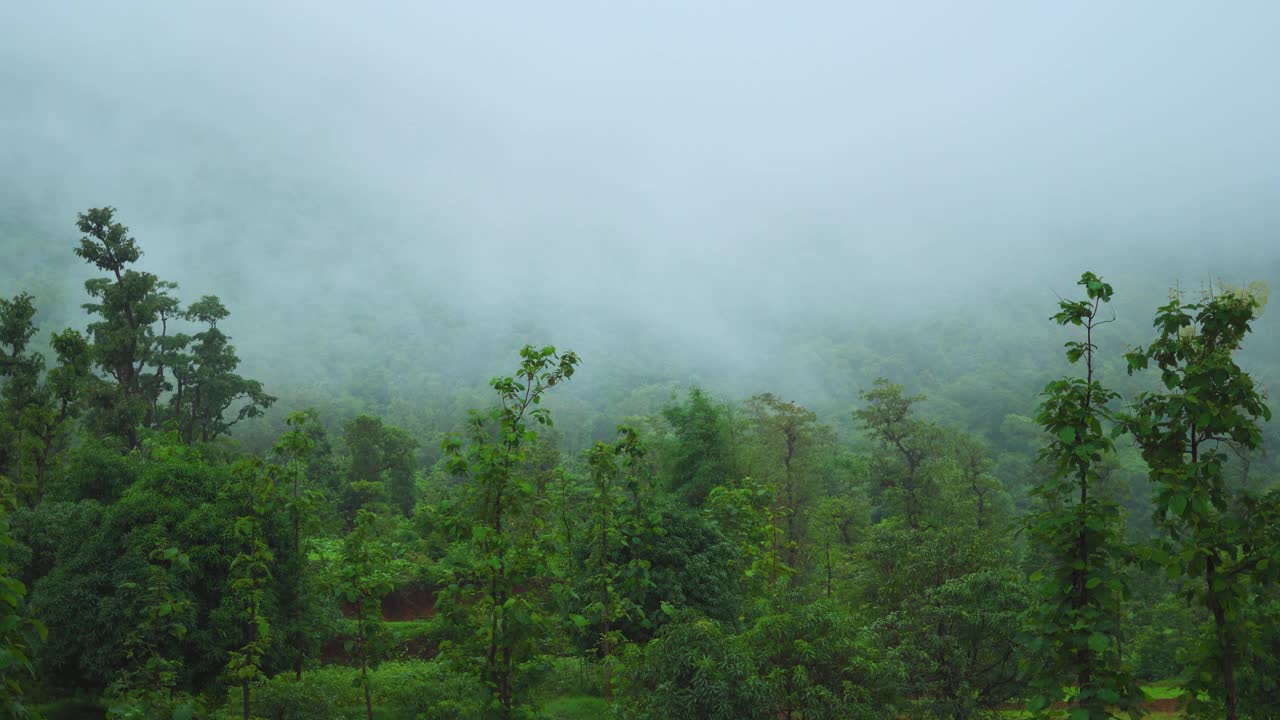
xmin=4 ymin=4 xmax=1280 ymax=720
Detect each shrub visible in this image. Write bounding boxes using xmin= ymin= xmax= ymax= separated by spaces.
xmin=210 ymin=661 xmax=482 ymax=720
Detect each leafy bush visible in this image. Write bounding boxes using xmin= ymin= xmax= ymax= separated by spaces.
xmin=743 ymin=601 xmax=902 ymax=720
xmin=1131 ymin=593 xmax=1200 ymax=682
xmin=228 ymin=666 xmax=360 ymax=720
xmin=210 ymin=661 xmax=482 ymax=720
xmin=536 ymin=656 xmax=603 ymax=699
xmin=372 ymin=661 xmax=484 ymax=720
xmin=618 ymin=603 xmax=901 ymax=720
xmin=617 ymin=614 xmax=770 ymax=720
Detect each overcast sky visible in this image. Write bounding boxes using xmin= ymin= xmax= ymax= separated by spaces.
xmin=3 ymin=2 xmax=1278 ymax=389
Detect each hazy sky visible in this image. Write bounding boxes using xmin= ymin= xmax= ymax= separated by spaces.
xmin=3 ymin=2 xmax=1279 ymax=392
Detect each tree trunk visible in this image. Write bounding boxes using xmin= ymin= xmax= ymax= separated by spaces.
xmin=362 ymin=662 xmax=373 ymax=720
xmin=1207 ymin=559 xmax=1238 ymax=720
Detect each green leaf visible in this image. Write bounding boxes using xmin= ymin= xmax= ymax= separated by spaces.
xmin=1087 ymin=631 xmax=1110 ymax=653
xmin=1057 ymin=427 xmax=1076 ymax=444
xmin=1169 ymin=494 xmax=1188 ymax=516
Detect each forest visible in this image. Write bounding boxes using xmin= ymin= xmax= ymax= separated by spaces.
xmin=0 ymin=208 xmax=1276 ymax=720
xmin=5 ymin=4 xmax=1280 ymax=720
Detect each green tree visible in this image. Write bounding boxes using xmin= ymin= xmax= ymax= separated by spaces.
xmin=0 ymin=478 xmax=45 ymax=720
xmin=337 ymin=509 xmax=393 ymax=720
xmin=105 ymin=543 xmax=199 ymax=720
xmin=0 ymin=293 xmax=42 ymax=480
xmin=743 ymin=393 xmax=826 ymax=584
xmin=276 ymin=410 xmax=321 ymax=680
xmin=225 ymin=458 xmax=277 ymax=720
xmin=809 ymin=493 xmax=869 ymax=599
xmin=661 ymin=387 xmax=739 ymax=506
xmin=855 ymin=379 xmax=940 ymax=531
xmin=1023 ymin=272 xmax=1143 ymax=719
xmin=580 ymin=425 xmax=648 ymax=706
xmin=876 ymin=568 xmax=1029 ymax=719
xmin=1122 ymin=281 xmax=1277 ymax=720
xmin=0 ymin=293 xmax=93 ymax=504
xmin=73 ymin=207 xmax=272 ymax=448
xmin=704 ymin=475 xmax=777 ymax=594
xmin=946 ymin=430 xmax=1007 ymax=532
xmin=442 ymin=344 xmax=579 ymax=719
xmin=166 ymin=295 xmax=275 ymax=444
xmin=343 ymin=415 xmax=418 ymax=518
xmin=620 ymin=614 xmax=772 ymax=720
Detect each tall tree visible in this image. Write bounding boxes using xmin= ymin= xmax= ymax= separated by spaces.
xmin=743 ymin=393 xmax=825 ymax=582
xmin=662 ymin=387 xmax=738 ymax=506
xmin=1 ymin=293 xmax=93 ymax=503
xmin=855 ymin=379 xmax=938 ymax=531
xmin=1122 ymin=281 xmax=1277 ymax=720
xmin=166 ymin=296 xmax=274 ymax=444
xmin=75 ymin=207 xmax=180 ymax=447
xmin=225 ymin=458 xmax=277 ymax=720
xmin=0 ymin=293 xmax=44 ymax=487
xmin=337 ymin=509 xmax=392 ymax=720
xmin=581 ymin=425 xmax=648 ymax=706
xmin=73 ymin=207 xmax=272 ymax=448
xmin=275 ymin=410 xmax=320 ymax=680
xmin=343 ymin=415 xmax=418 ymax=518
xmin=0 ymin=478 xmax=45 ymax=719
xmin=946 ymin=430 xmax=1006 ymax=532
xmin=1023 ymin=272 xmax=1142 ymax=719
xmin=442 ymin=344 xmax=579 ymax=719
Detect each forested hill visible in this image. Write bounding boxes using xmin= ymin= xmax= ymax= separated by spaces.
xmin=5 ymin=194 xmax=1279 ymax=465
xmin=2 ymin=209 xmax=1278 ymax=720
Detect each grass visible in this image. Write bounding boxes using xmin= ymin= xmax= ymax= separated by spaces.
xmin=1142 ymin=680 xmax=1185 ymax=701
xmin=998 ymin=711 xmax=1179 ymax=719
xmin=996 ymin=683 xmax=1187 ymax=718
xmin=542 ymin=696 xmax=609 ymax=720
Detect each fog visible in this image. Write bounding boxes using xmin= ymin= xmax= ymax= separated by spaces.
xmin=3 ymin=2 xmax=1279 ymax=429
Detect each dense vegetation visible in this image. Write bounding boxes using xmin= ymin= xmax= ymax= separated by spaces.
xmin=2 ymin=208 xmax=1278 ymax=720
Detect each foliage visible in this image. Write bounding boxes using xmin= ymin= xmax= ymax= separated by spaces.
xmin=660 ymin=387 xmax=739 ymax=505
xmin=334 ymin=509 xmax=392 ymax=720
xmin=104 ymin=543 xmax=201 ymax=720
xmin=620 ymin=603 xmax=900 ymax=720
xmin=2 ymin=229 xmax=1276 ymax=720
xmin=211 ymin=662 xmax=483 ymax=720
xmin=0 ymin=292 xmax=93 ymax=505
xmin=579 ymin=425 xmax=651 ymax=704
xmin=1121 ymin=281 xmax=1278 ymax=720
xmin=225 ymin=458 xmax=278 ymax=720
xmin=1022 ymin=271 xmax=1145 ymax=719
xmin=274 ymin=411 xmax=321 ymax=680
xmin=342 ymin=415 xmax=418 ymax=519
xmin=875 ymin=568 xmax=1030 ymax=719
xmin=73 ymin=207 xmax=273 ymax=448
xmin=742 ymin=393 xmax=828 ymax=586
xmin=617 ymin=614 xmax=771 ymax=720
xmin=440 ymin=344 xmax=579 ymax=719
xmin=0 ymin=478 xmax=46 ymax=720
xmin=855 ymin=379 xmax=941 ymax=531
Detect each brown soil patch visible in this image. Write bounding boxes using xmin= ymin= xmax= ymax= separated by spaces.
xmin=338 ymin=583 xmax=440 ymax=621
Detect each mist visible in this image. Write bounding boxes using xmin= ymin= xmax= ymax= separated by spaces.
xmin=4 ymin=2 xmax=1279 ymax=438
